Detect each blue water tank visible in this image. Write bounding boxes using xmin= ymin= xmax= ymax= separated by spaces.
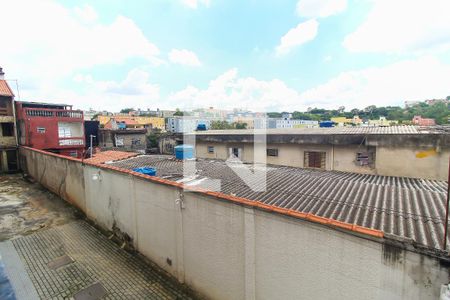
xmin=174 ymin=145 xmax=194 ymax=160
xmin=196 ymin=124 xmax=207 ymax=131
xmin=319 ymin=121 xmax=334 ymax=128
xmin=132 ymin=167 xmax=156 ymax=176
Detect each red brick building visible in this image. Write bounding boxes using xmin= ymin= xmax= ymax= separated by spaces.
xmin=412 ymin=115 xmax=436 ymax=126
xmin=15 ymin=101 xmax=85 ymax=157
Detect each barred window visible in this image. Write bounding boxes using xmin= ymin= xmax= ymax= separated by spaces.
xmin=304 ymin=151 xmax=326 ymax=169
xmin=266 ymin=148 xmax=278 ymax=157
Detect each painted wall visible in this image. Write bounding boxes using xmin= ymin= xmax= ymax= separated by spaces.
xmin=196 ymin=142 xmax=375 ymax=173
xmin=376 ymin=146 xmax=450 ymax=180
xmin=195 ymin=141 xmax=446 ymax=180
xmin=19 ymin=148 xmax=86 ymax=211
xmin=20 ymin=147 xmax=450 ymax=299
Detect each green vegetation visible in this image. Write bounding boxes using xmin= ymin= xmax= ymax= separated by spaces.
xmin=269 ymin=102 xmax=449 ymax=125
xmin=173 ymin=108 xmax=184 ymax=116
xmin=120 ymin=108 xmax=134 ymax=114
xmin=147 ymin=128 xmax=162 ymax=148
xmin=211 ymin=120 xmax=248 ymax=130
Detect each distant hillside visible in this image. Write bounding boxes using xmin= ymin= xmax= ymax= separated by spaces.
xmin=268 ymin=102 xmax=450 ymax=125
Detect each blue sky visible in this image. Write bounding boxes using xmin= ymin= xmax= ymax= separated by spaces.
xmin=1 ymin=0 xmax=450 ymax=112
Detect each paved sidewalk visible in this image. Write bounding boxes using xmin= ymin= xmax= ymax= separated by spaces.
xmin=3 ymin=221 xmax=196 ymax=299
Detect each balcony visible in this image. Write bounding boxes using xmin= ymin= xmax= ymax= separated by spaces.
xmin=25 ymin=108 xmax=83 ymax=119
xmin=58 ymin=137 xmax=84 ymax=146
xmin=0 ymin=136 xmax=17 ymax=147
xmin=0 ymin=116 xmax=14 ymax=123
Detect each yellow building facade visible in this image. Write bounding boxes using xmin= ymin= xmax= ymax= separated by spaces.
xmin=97 ymin=115 xmax=165 ymax=130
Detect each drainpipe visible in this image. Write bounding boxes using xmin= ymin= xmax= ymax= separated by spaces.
xmin=443 ymin=156 xmax=450 ymax=251
xmin=11 ymin=83 xmax=20 ymax=171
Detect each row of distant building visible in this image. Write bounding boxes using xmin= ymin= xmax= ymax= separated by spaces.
xmin=0 ymin=65 xmax=445 ymax=173
xmin=87 ymin=109 xmax=439 ymax=134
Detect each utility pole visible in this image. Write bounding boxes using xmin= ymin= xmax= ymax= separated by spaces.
xmin=90 ymin=135 xmax=96 ymax=158
xmin=443 ymin=156 xmax=450 ymax=251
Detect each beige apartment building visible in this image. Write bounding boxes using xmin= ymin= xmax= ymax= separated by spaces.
xmin=192 ymin=126 xmax=450 ymax=180
xmin=0 ymin=76 xmax=18 ymax=173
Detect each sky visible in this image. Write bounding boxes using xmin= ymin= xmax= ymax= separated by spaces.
xmin=1 ymin=0 xmax=450 ymax=112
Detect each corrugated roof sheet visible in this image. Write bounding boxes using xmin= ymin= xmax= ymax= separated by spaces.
xmin=0 ymin=80 xmax=14 ymax=97
xmin=195 ymin=126 xmax=444 ymax=135
xmin=84 ymin=150 xmax=138 ymax=164
xmin=110 ymin=155 xmax=449 ymax=251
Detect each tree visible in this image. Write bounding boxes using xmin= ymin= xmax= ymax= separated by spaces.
xmin=211 ymin=120 xmax=234 ymax=130
xmin=174 ymin=108 xmax=184 ymax=116
xmin=234 ymin=122 xmax=247 ymax=129
xmin=120 ymin=108 xmax=134 ymax=114
xmin=350 ymin=108 xmax=360 ymax=116
xmin=267 ymin=112 xmax=282 ymax=118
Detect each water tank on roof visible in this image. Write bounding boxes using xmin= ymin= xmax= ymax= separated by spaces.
xmin=196 ymin=124 xmax=207 ymax=131
xmin=319 ymin=121 xmax=334 ymax=128
xmin=174 ymin=145 xmax=194 ymax=160
xmin=132 ymin=167 xmax=156 ymax=176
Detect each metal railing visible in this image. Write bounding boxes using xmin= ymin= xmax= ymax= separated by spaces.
xmin=25 ymin=108 xmax=83 ymax=119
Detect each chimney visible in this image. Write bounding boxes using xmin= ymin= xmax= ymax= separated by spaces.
xmin=0 ymin=67 xmax=4 ymax=80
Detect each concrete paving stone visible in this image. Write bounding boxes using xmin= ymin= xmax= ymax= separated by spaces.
xmin=11 ymin=220 xmax=197 ymax=299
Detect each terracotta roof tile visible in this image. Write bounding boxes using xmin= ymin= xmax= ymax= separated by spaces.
xmin=84 ymin=150 xmax=139 ymax=164
xmin=0 ymin=80 xmax=14 ymax=97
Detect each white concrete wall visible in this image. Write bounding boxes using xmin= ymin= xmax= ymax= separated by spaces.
xmin=82 ymin=163 xmax=449 ymax=300
xmin=21 ymin=148 xmax=450 ymax=299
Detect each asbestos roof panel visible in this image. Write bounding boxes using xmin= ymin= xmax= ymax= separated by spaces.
xmin=194 ymin=126 xmax=446 ymax=135
xmin=110 ymin=155 xmax=448 ymax=251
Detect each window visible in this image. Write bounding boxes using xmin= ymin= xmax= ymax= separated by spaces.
xmin=356 ymin=151 xmax=375 ymax=166
xmin=58 ymin=122 xmax=82 ymax=138
xmin=1 ymin=123 xmax=14 ymax=136
xmin=267 ymin=148 xmax=278 ymax=157
xmin=230 ymin=147 xmax=242 ymax=159
xmin=37 ymin=127 xmax=46 ymax=133
xmin=208 ymin=146 xmax=214 ymax=153
xmin=58 ymin=126 xmax=72 ymax=138
xmin=304 ymin=151 xmax=326 ymax=169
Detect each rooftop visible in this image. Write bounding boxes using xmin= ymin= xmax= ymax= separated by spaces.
xmin=84 ymin=150 xmax=139 ymax=164
xmin=194 ymin=125 xmax=449 ymax=135
xmin=109 ymin=155 xmax=449 ymax=253
xmin=16 ymin=100 xmax=72 ymax=108
xmin=0 ymin=80 xmax=14 ymax=97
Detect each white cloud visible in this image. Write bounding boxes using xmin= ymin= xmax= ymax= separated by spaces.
xmin=343 ymin=0 xmax=450 ymax=54
xmin=94 ymin=69 xmax=159 ymax=96
xmin=180 ymin=0 xmax=210 ymax=9
xmin=0 ymin=0 xmax=164 ymax=111
xmin=0 ymin=0 xmax=162 ymax=84
xmin=63 ymin=69 xmax=160 ymax=111
xmin=169 ymin=69 xmax=307 ymax=111
xmin=73 ymin=4 xmax=98 ymax=23
xmin=296 ymin=0 xmax=347 ymax=18
xmin=276 ymin=19 xmax=319 ymax=55
xmin=298 ymin=56 xmax=450 ymax=108
xmin=169 ymin=49 xmax=202 ymax=66
xmin=169 ymin=57 xmax=450 ymax=112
